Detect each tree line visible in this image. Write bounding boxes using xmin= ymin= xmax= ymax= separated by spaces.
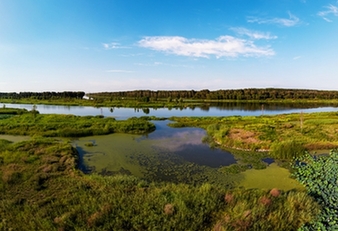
xmin=2 ymin=89 xmax=338 ymax=101
xmin=87 ymin=88 xmax=338 ymax=101
xmin=0 ymin=91 xmax=85 ymax=100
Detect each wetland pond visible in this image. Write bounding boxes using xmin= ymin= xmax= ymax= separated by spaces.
xmin=2 ymin=102 xmax=336 ymax=188
xmin=74 ymin=120 xmax=237 ymax=186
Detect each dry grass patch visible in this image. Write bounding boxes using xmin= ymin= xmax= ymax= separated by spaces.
xmin=228 ymin=129 xmax=261 ymax=144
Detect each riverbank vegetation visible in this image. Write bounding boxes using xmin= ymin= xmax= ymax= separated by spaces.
xmin=0 ymin=138 xmax=320 ymax=230
xmin=2 ymin=88 xmax=338 ymax=108
xmin=0 ymin=109 xmax=155 ymax=137
xmin=169 ymin=111 xmax=338 ymax=157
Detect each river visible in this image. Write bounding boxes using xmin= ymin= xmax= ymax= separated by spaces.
xmin=2 ymin=102 xmax=338 ymax=119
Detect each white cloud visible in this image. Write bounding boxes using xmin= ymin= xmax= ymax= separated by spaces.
xmin=106 ymin=69 xmax=134 ymax=73
xmin=248 ymin=12 xmax=300 ymax=27
xmin=138 ymin=36 xmax=274 ymax=58
xmin=102 ymin=42 xmax=130 ymax=50
xmin=318 ymin=4 xmax=338 ymax=22
xmin=230 ymin=27 xmax=277 ymax=40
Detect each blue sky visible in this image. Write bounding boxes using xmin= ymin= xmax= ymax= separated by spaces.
xmin=1 ymin=0 xmax=338 ymax=92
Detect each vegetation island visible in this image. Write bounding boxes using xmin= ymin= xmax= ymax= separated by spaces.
xmin=0 ymin=88 xmax=337 ymax=230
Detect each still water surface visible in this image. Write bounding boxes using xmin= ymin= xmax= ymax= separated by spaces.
xmin=3 ymin=102 xmax=338 ymax=119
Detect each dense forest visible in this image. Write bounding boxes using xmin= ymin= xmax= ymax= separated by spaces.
xmin=87 ymin=88 xmax=338 ymax=101
xmin=1 ymin=89 xmax=338 ymax=102
xmin=0 ymin=91 xmax=85 ymax=100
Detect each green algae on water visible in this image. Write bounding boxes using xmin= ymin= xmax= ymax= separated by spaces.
xmin=238 ymin=163 xmax=304 ymax=190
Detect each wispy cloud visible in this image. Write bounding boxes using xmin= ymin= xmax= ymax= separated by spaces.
xmin=106 ymin=69 xmax=134 ymax=73
xmin=134 ymin=62 xmax=193 ymax=68
xmin=318 ymin=4 xmax=338 ymax=22
xmin=138 ymin=36 xmax=275 ymax=58
xmin=248 ymin=12 xmax=300 ymax=27
xmin=102 ymin=42 xmax=130 ymax=50
xmin=230 ymin=27 xmax=277 ymax=40
xmin=293 ymin=56 xmax=301 ymax=60
xmin=120 ymin=53 xmax=144 ymax=57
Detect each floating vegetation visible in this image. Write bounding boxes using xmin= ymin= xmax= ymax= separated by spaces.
xmin=293 ymin=151 xmax=338 ymax=230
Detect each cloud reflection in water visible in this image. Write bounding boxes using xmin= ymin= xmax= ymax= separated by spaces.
xmin=140 ymin=122 xmax=236 ymax=168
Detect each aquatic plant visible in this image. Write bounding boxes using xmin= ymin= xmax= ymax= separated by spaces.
xmin=293 ymin=151 xmax=338 ymax=230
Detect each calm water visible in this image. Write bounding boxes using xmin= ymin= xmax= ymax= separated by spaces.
xmin=74 ymin=121 xmax=236 ymax=176
xmin=3 ymin=102 xmax=338 ymax=119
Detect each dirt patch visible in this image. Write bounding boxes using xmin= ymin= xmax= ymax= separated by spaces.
xmin=228 ymin=129 xmax=260 ymax=144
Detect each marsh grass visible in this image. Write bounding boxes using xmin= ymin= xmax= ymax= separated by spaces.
xmin=0 ymin=138 xmax=319 ymax=230
xmin=270 ymin=139 xmax=306 ymax=159
xmin=215 ymin=189 xmax=319 ymax=231
xmin=0 ymin=113 xmax=156 ymax=137
xmin=170 ymin=112 xmax=338 ymax=159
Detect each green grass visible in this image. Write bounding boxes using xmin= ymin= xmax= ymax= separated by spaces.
xmin=0 ymin=113 xmax=156 ymax=137
xmin=0 ymin=138 xmax=319 ymax=230
xmin=0 ymin=107 xmax=335 ymax=230
xmin=169 ymin=112 xmax=338 ymax=159
xmin=0 ymin=107 xmax=28 ymax=115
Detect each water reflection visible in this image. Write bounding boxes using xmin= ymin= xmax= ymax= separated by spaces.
xmin=3 ymin=102 xmax=338 ymax=119
xmin=73 ymin=121 xmax=239 ymax=186
xmin=137 ymin=121 xmax=236 ymax=168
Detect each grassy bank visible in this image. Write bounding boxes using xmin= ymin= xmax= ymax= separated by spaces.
xmin=169 ymin=111 xmax=338 ymax=158
xmin=2 ymin=97 xmax=338 ymax=109
xmin=0 ymin=109 xmax=155 ymax=137
xmin=0 ymin=138 xmax=320 ymax=230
